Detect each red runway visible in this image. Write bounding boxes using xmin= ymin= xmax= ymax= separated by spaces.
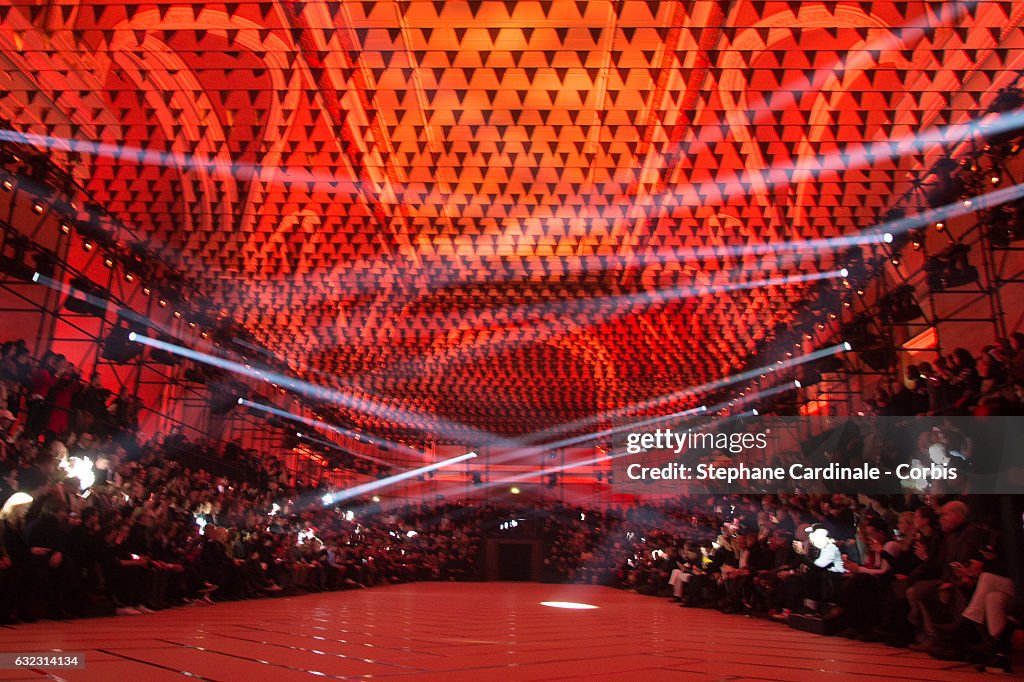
xmin=0 ymin=583 xmax=998 ymax=681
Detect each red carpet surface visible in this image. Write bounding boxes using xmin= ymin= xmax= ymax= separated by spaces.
xmin=0 ymin=583 xmax=1002 ymax=681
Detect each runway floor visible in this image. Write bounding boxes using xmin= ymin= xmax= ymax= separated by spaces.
xmin=0 ymin=582 xmax=1004 ymax=681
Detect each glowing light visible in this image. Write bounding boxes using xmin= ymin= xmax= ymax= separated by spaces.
xmin=843 ymin=342 xmax=853 ymax=351
xmin=195 ymin=515 xmax=207 ymax=535
xmin=344 ymin=510 xmax=355 ymax=521
xmin=509 ymin=486 xmax=521 ymax=494
xmin=59 ymin=455 xmax=95 ymax=490
xmin=882 ymin=232 xmax=894 ymax=243
xmin=321 ymin=493 xmax=332 ymax=505
xmin=1 ymin=492 xmax=32 ymax=516
xmin=372 ymin=495 xmax=380 ymax=502
xmin=406 ymin=530 xmax=417 ymax=538
xmin=540 ymin=601 xmax=599 ymax=610
xmin=839 ymin=268 xmax=849 ymax=278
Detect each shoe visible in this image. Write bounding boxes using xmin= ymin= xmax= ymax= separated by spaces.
xmin=116 ymin=606 xmax=142 ymax=616
xmin=908 ymin=639 xmax=933 ymax=652
xmin=978 ymin=653 xmax=1011 ymax=674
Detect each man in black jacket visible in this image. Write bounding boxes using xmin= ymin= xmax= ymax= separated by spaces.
xmin=905 ymin=500 xmax=989 ymax=654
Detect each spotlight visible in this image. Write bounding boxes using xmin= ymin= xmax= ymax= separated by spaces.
xmin=878 ymin=284 xmax=924 ymax=323
xmin=31 ymin=201 xmax=45 ymax=215
xmin=0 ymin=175 xmax=13 ymax=191
xmin=990 ymin=174 xmax=1001 ymax=185
xmin=839 ymin=268 xmax=849 ymax=278
xmin=59 ymin=221 xmax=71 ymax=234
xmin=142 ymin=286 xmax=151 ymax=295
xmin=882 ymin=232 xmax=894 ymax=243
xmin=83 ymin=240 xmax=93 ymax=252
xmin=103 ymin=256 xmax=114 ymax=268
xmin=925 ymin=158 xmax=965 ymax=209
xmin=63 ymin=276 xmax=109 ymax=317
xmin=934 ymin=221 xmax=945 ymax=232
xmin=510 ymin=486 xmax=521 ymax=494
xmin=843 ymin=342 xmax=852 ymax=351
xmin=925 ymin=243 xmax=979 ymax=292
xmin=984 ymin=200 xmax=1024 ymax=248
xmin=102 ymin=325 xmax=143 ymax=363
xmin=124 ymin=272 xmax=134 ymax=283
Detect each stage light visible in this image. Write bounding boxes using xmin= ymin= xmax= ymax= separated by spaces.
xmin=843 ymin=342 xmax=852 ymax=351
xmin=31 ymin=200 xmax=45 ymax=215
xmin=83 ymin=240 xmax=93 ymax=252
xmin=59 ymin=220 xmax=71 ymax=234
xmin=794 ymin=380 xmax=802 ymax=388
xmin=882 ymin=232 xmax=893 ymax=243
xmin=124 ymin=272 xmax=134 ymax=282
xmin=372 ymin=496 xmax=380 ymax=502
xmin=540 ymin=602 xmax=598 ymax=610
xmin=510 ymin=486 xmax=521 ymax=494
xmin=934 ymin=221 xmax=945 ymax=232
xmin=103 ymin=256 xmax=114 ymax=268
xmin=142 ymin=286 xmax=151 ymax=295
xmin=0 ymin=175 xmax=13 ymax=191
xmin=59 ymin=455 xmax=95 ymax=490
xmin=321 ymin=493 xmax=332 ymax=505
xmin=839 ymin=268 xmax=849 ymax=278
xmin=925 ymin=243 xmax=979 ymax=291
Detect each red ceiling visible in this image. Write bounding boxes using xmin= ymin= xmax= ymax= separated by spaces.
xmin=1 ymin=1 xmax=1022 ymax=442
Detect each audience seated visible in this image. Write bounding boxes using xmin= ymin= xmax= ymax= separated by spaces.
xmin=0 ymin=333 xmax=1020 ymax=675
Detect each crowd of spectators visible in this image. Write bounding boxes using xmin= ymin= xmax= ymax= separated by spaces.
xmin=864 ymin=333 xmax=1024 ymax=417
xmin=545 ymin=493 xmax=1018 ymax=674
xmin=0 ymin=337 xmax=1020 ymax=676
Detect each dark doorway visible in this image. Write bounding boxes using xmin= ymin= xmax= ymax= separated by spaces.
xmin=498 ymin=542 xmax=534 ymax=580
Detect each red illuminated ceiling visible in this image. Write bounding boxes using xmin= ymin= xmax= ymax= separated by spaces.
xmin=1 ymin=1 xmax=1022 ymax=441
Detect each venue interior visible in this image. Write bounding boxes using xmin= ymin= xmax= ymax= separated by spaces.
xmin=1 ymin=0 xmax=1024 ymax=680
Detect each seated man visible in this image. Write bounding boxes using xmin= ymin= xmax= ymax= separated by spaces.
xmin=905 ymin=500 xmax=989 ymax=657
